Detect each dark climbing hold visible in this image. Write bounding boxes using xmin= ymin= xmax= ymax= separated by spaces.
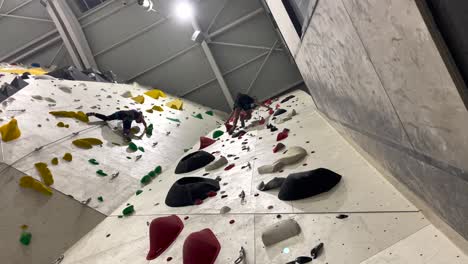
xmin=167 ymin=257 xmax=173 ymax=261
xmin=225 ymin=123 xmax=233 ymax=132
xmin=257 ymin=177 xmax=286 ymax=191
xmin=128 ymin=142 xmax=138 ymax=151
xmin=212 ymin=130 xmax=224 ymax=139
xmin=183 ymin=229 xmax=221 ymax=264
xmin=136 ymin=190 xmax=143 ymax=195
xmin=270 ymin=126 xmax=278 ymax=132
xmin=224 ymin=164 xmax=235 ymax=171
xmin=138 ymin=146 xmax=145 ymax=152
xmin=193 ymin=113 xmax=203 ymax=119
xmin=273 ymin=143 xmax=285 ymax=153
xmin=205 ymin=110 xmax=214 ymax=116
xmin=199 ymin=137 xmax=216 ymax=149
xmin=280 ymin=95 xmax=295 ymax=103
xmin=165 ymin=177 xmax=220 ymax=207
xmin=19 ymin=232 xmax=32 ymax=245
xmin=336 ymin=214 xmax=349 ymax=219
xmin=175 ymin=151 xmax=215 ymax=174
xmin=97 ymin=196 xmax=104 ymax=202
xmin=184 ymin=216 xmax=189 ymax=220
xmin=141 ymin=175 xmax=152 ymax=185
xmin=294 ymin=256 xmax=313 ymax=263
xmin=273 ymin=109 xmax=287 ymax=116
xmin=96 ymin=170 xmax=107 ymax=176
xmin=122 ymin=205 xmax=135 ymax=216
xmin=278 ymin=168 xmax=341 ymax=201
xmin=146 ymin=124 xmax=154 ymax=136
xmin=229 ymin=220 xmax=235 ymax=224
xmin=88 ymin=158 xmax=99 ymax=165
xmin=311 ymin=242 xmax=324 ymax=259
xmin=231 ymin=130 xmax=246 ymax=138
xmin=146 ymin=215 xmax=184 ymax=260
xmin=221 ymin=195 xmax=228 ymax=199
xmin=277 ymin=128 xmax=289 ymax=141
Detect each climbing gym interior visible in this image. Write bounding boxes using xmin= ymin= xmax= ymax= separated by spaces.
xmin=1 ymin=0 xmax=468 ymax=264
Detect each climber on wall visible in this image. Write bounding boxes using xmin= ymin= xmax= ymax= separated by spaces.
xmin=86 ymin=110 xmax=147 ymax=140
xmin=225 ymin=93 xmax=271 ymax=134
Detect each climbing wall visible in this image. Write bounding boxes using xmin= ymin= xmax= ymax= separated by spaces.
xmin=58 ymin=90 xmax=467 ymax=263
xmin=0 ymin=72 xmax=226 ymax=264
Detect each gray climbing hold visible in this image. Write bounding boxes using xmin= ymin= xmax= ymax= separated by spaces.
xmin=257 ymin=177 xmax=286 ymax=191
xmin=31 ymin=95 xmax=43 ymax=100
xmin=258 ymin=146 xmax=307 ymax=174
xmin=58 ymin=86 xmax=72 ymax=93
xmin=44 ymin=97 xmax=56 ymax=103
xmin=220 ymin=206 xmax=231 ymax=214
xmin=205 ymin=156 xmax=228 ymax=171
xmin=261 ymin=219 xmax=301 ymax=246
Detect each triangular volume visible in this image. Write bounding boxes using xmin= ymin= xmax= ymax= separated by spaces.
xmin=146 ymin=215 xmax=184 ymax=260
xmin=183 ymin=229 xmax=221 ymax=264
xmin=199 ymin=137 xmax=216 ymax=149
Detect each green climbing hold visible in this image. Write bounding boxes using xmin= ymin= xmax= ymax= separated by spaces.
xmin=140 ymin=175 xmax=151 ymax=185
xmin=138 ymin=146 xmax=145 ymax=152
xmin=19 ymin=232 xmax=32 ymax=245
xmin=193 ymin=113 xmax=203 ymax=119
xmin=127 ymin=156 xmax=132 ymax=159
xmin=166 ymin=117 xmax=181 ymax=123
xmin=96 ymin=170 xmax=107 ymax=176
xmin=122 ymin=205 xmax=134 ymax=216
xmin=154 ymin=165 xmax=162 ymax=174
xmin=184 ymin=148 xmax=189 ymax=153
xmin=136 ymin=190 xmax=143 ymax=195
xmin=97 ymin=196 xmax=104 ymax=202
xmin=146 ymin=124 xmax=154 ymax=137
xmin=213 ymin=130 xmax=224 ymax=139
xmin=128 ymin=142 xmax=138 ymax=151
xmin=148 ymin=171 xmax=156 ymax=178
xmin=205 ymin=110 xmax=214 ymax=116
xmin=88 ymin=158 xmax=99 ymax=165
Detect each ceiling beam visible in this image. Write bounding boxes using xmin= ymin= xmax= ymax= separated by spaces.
xmin=0 ymin=13 xmax=53 ymax=22
xmin=209 ymin=41 xmax=283 ymax=52
xmin=208 ymin=8 xmax=263 ymax=39
xmin=192 ymin=18 xmax=234 ymax=107
xmin=246 ymin=39 xmax=277 ymax=94
xmin=45 ymin=0 xmax=97 ymax=70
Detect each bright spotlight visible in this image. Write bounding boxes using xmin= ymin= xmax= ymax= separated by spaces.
xmin=175 ymin=1 xmax=193 ymax=20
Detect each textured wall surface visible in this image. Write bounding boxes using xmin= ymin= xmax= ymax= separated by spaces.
xmin=266 ymin=0 xmax=468 ymax=239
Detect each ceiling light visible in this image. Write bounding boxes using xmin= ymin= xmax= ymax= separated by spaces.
xmin=174 ymin=1 xmax=193 ymax=20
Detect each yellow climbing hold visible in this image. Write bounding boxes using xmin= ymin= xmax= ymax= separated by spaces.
xmin=131 ymin=95 xmax=145 ymax=104
xmin=63 ymin=153 xmax=72 ymax=162
xmin=0 ymin=118 xmax=21 ymax=142
xmin=57 ymin=122 xmax=65 ymax=127
xmin=146 ymin=109 xmax=153 ymax=113
xmin=49 ymin=111 xmax=89 ymax=123
xmin=51 ymin=157 xmax=58 ymax=165
xmin=19 ymin=176 xmax=52 ymax=195
xmin=152 ymin=105 xmax=164 ymax=112
xmin=0 ymin=68 xmax=47 ymax=75
xmin=166 ymin=99 xmax=183 ymax=110
xmin=72 ymin=138 xmax=103 ymax=149
xmin=34 ymin=162 xmax=53 ymax=186
xmin=144 ymin=89 xmax=166 ymax=99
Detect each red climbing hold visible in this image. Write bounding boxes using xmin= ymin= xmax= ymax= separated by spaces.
xmin=268 ymin=109 xmax=274 ymax=115
xmin=183 ymin=229 xmax=221 ymax=264
xmin=147 ymin=215 xmax=184 ymax=260
xmin=207 ymin=191 xmax=217 ymax=197
xmin=259 ymin=118 xmax=265 ymax=125
xmin=194 ymin=199 xmax=203 ymax=205
xmin=273 ymin=143 xmax=286 ymax=153
xmin=225 ymin=123 xmax=233 ymax=132
xmin=263 ymin=99 xmax=272 ymax=106
xmin=224 ymin=164 xmax=235 ymax=171
xmin=277 ymin=129 xmax=289 ymax=141
xmin=275 ymin=104 xmax=280 ymax=109
xmin=199 ymin=137 xmax=216 ymax=150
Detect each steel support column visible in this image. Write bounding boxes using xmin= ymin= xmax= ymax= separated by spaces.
xmin=45 ymin=0 xmax=97 ymax=70
xmin=192 ymin=18 xmax=234 ymax=107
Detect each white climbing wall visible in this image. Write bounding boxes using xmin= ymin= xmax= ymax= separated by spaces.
xmin=58 ymin=90 xmax=467 ymax=263
xmin=0 ymin=71 xmax=226 ymax=264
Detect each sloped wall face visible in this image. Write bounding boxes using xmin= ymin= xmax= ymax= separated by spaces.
xmin=266 ymin=0 xmax=468 ymax=239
